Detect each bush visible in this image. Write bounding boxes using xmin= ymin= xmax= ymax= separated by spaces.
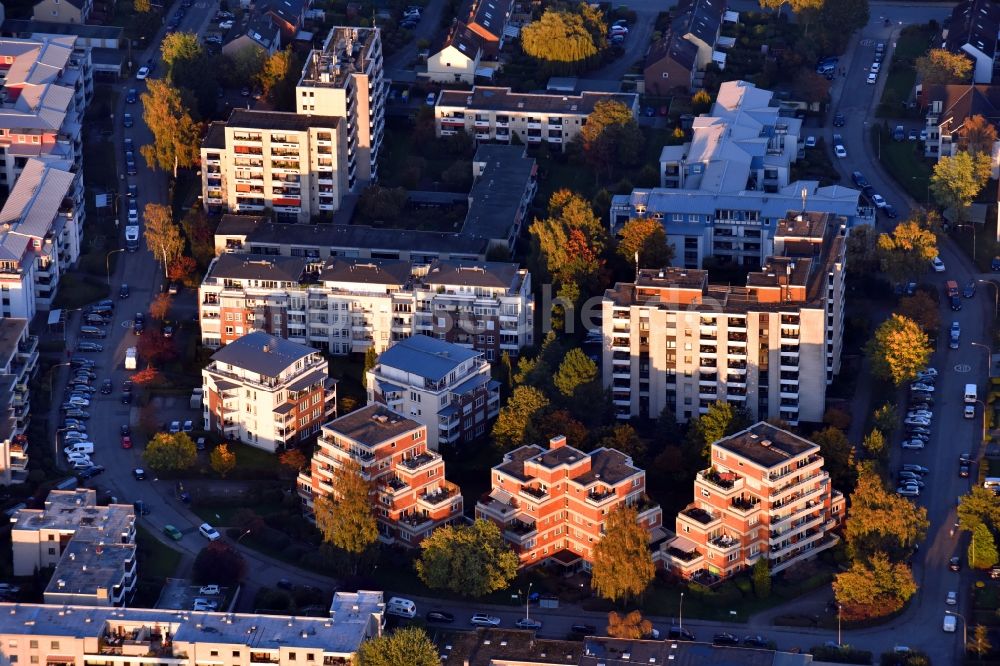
xmin=733 ymin=576 xmax=753 ymax=595
xmin=810 ymin=646 xmax=874 ymax=664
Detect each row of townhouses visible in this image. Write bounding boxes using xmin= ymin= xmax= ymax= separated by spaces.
xmin=197 ymin=254 xmax=534 ymax=360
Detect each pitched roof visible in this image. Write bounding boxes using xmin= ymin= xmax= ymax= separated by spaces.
xmin=319 ymin=257 xmax=412 ymax=285
xmin=442 ymin=23 xmax=485 ymax=60
xmin=325 ymin=404 xmax=422 ymax=448
xmin=468 ymin=0 xmax=513 ymax=40
xmin=262 ymin=0 xmax=306 ymax=28
xmin=437 ymin=86 xmax=638 ymax=115
xmin=206 ymin=253 xmax=309 ymax=282
xmin=423 ymin=260 xmax=518 ymax=289
xmin=0 ymin=158 xmax=74 ymax=262
xmin=377 ymin=334 xmax=481 ymax=381
xmin=209 ymin=331 xmax=315 ymax=377
xmin=674 ymin=0 xmax=725 ymax=46
xmin=922 ymin=83 xmax=1000 ymax=125
xmin=646 ymin=33 xmax=698 ymax=72
xmin=946 ymin=0 xmax=1000 ymax=58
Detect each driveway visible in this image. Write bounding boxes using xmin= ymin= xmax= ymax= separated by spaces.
xmin=385 ymin=0 xmax=449 ymax=82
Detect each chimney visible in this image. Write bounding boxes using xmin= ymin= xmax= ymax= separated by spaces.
xmin=549 ymin=435 xmax=567 ymax=449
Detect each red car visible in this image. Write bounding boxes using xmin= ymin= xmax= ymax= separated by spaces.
xmin=121 ymin=435 xmax=132 ymax=449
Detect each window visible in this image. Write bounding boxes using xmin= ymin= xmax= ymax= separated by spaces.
xmin=210 ymin=652 xmax=219 ymax=657
xmin=50 ymin=643 xmax=59 ymax=650
xmin=29 ymin=641 xmax=37 ymax=649
xmin=289 ymin=654 xmax=296 ymax=661
xmin=233 ymin=652 xmax=240 ymax=658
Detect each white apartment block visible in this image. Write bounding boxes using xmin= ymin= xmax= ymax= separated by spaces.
xmin=367 ymin=334 xmax=500 ymax=449
xmin=0 ymin=593 xmax=384 ymax=665
xmin=435 ymin=86 xmax=639 ymax=150
xmin=297 ymin=26 xmax=386 ymax=185
xmin=44 ymin=540 xmax=137 ymax=607
xmin=199 ymin=255 xmax=533 ymax=360
xmin=201 ymin=110 xmax=347 ymax=223
xmin=0 ymin=318 xmax=37 ymax=485
xmin=610 ymin=81 xmax=871 ymax=269
xmin=0 ymin=35 xmax=93 ymax=192
xmin=0 ymin=157 xmax=84 ymax=319
xmin=602 ymin=212 xmax=846 ymax=425
xmin=202 ymin=332 xmax=337 ymax=452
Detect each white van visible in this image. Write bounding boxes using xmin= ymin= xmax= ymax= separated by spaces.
xmin=965 ymin=384 xmax=978 ymax=404
xmin=64 ymin=442 xmax=94 ymax=455
xmin=386 ymin=597 xmax=416 ymax=618
xmin=943 ymin=614 xmax=956 ymax=632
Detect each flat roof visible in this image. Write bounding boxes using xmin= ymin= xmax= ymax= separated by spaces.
xmin=12 ymin=490 xmax=133 ymax=539
xmin=1 ymin=19 xmax=123 ymax=40
xmin=324 ymin=404 xmax=422 ymax=448
xmin=226 ymin=108 xmax=341 ymax=131
xmin=319 ymin=257 xmax=411 ymax=285
xmin=438 ymin=86 xmax=638 ymax=115
xmin=203 ymin=121 xmax=227 ymax=150
xmin=714 ymin=422 xmax=818 ymax=469
xmin=466 ymin=144 xmax=536 ymax=242
xmin=206 ymin=254 xmax=309 ymax=283
xmin=580 ymin=637 xmax=809 ymax=666
xmin=422 ymin=260 xmax=520 ymax=290
xmin=0 ymin=318 xmax=27 ymax=367
xmin=45 ymin=541 xmax=135 ymax=599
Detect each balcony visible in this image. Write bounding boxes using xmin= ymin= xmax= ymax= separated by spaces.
xmin=504 ymin=517 xmax=536 ymax=538
xmin=586 ymin=487 xmax=617 ymax=505
xmin=680 ymin=506 xmax=720 ymax=526
xmin=398 ymin=452 xmax=439 ymax=472
xmin=520 ymin=485 xmax=548 ymax=500
xmin=398 ymin=512 xmax=434 ymax=529
xmin=665 ymin=545 xmax=703 ymax=563
xmin=730 ymin=496 xmax=760 ymax=513
xmin=697 ymin=468 xmax=741 ymax=492
xmin=707 ymin=534 xmax=740 ymax=551
xmin=418 ymin=481 xmax=459 ymax=507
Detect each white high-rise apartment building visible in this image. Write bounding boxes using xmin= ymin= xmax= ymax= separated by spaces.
xmin=602 ymin=212 xmax=846 ymax=426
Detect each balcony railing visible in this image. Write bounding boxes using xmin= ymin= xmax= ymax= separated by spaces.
xmin=730 ymin=496 xmax=760 ymax=512
xmin=680 ymin=506 xmax=719 ymax=526
xmin=521 ymin=485 xmax=548 ymax=500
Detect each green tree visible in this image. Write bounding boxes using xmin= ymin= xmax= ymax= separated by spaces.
xmin=534 ymin=408 xmax=588 ymax=446
xmin=845 ymin=470 xmax=929 ymax=562
xmin=209 ymin=443 xmax=236 ymax=478
xmin=179 ymin=207 xmax=216 ymax=268
xmin=876 ymin=221 xmax=938 ymax=284
xmin=832 ymin=551 xmax=917 ymax=620
xmin=415 ymin=519 xmax=518 ymax=597
xmin=751 ymin=557 xmax=771 ymax=599
xmin=161 ymin=32 xmax=203 ymax=71
xmin=530 ymin=190 xmax=608 ymax=300
xmin=597 ymin=424 xmax=646 ymax=461
xmin=758 ymin=0 xmax=823 ymax=35
xmin=873 ymin=403 xmax=898 ymax=433
xmin=554 ymin=348 xmax=599 ymax=398
xmin=140 ymin=79 xmax=201 ymax=177
xmin=959 ymin=486 xmax=1000 ymax=532
xmin=865 ymin=314 xmax=933 ymax=386
xmin=915 ymin=48 xmax=973 ymax=84
xmin=970 ymin=522 xmax=999 ymax=569
xmin=521 ymin=10 xmax=598 ymax=73
xmin=358 ymin=185 xmax=407 ymax=221
xmin=225 ymin=44 xmax=268 ymax=88
xmin=687 ymin=400 xmax=751 ymax=459
xmin=930 ymin=151 xmax=993 ymax=220
xmin=896 ymin=291 xmax=940 ymax=333
xmin=193 ymin=542 xmax=246 ymax=586
xmin=578 ymin=100 xmax=643 ymax=178
xmin=970 ymin=624 xmax=992 ymax=659
xmin=617 ymin=218 xmax=674 ymax=268
xmin=862 ymin=428 xmax=887 ymax=462
xmin=143 ymin=432 xmax=197 ymax=471
xmin=363 ymin=346 xmax=379 ymax=375
xmin=492 ymin=386 xmax=550 ymax=449
xmin=818 ymin=0 xmax=869 ymax=47
xmin=356 ymin=627 xmax=439 ymax=666
xmin=441 ymin=160 xmax=473 ymax=190
xmin=143 ymin=203 xmax=185 ymax=278
xmin=845 ymin=223 xmax=879 ymax=276
xmin=606 ymin=610 xmax=653 ymax=639
xmin=591 ymin=505 xmax=655 ymax=603
xmin=312 ymin=459 xmax=378 ymax=569
xmin=811 ymin=427 xmax=857 ymax=493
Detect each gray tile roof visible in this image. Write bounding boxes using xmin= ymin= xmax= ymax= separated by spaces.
xmin=319 ymin=257 xmax=412 ymax=285
xmin=2 ymin=18 xmax=123 ymax=40
xmin=207 ymin=253 xmax=309 ymax=282
xmin=423 ymin=259 xmax=518 ymax=289
xmin=947 ymin=0 xmax=1000 ymax=58
xmin=0 ymin=158 xmax=74 ymax=262
xmin=209 ymin=331 xmax=315 ymax=378
xmin=437 ymin=86 xmax=639 ymax=115
xmin=202 ymin=121 xmax=227 ymax=150
xmin=465 ymin=144 xmax=535 ymax=243
xmin=444 ymin=23 xmax=485 ymax=59
xmin=325 ymin=404 xmax=422 ymax=448
xmin=469 ymin=0 xmax=513 ymax=40
xmin=377 ymin=334 xmax=481 ymax=381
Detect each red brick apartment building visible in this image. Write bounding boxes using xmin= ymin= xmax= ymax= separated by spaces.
xmin=662 ymin=422 xmax=845 ymax=583
xmin=476 ymin=435 xmax=665 ymax=569
xmin=297 ymin=404 xmax=464 ymax=547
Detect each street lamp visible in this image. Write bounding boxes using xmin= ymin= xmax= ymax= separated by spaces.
xmin=971 ymin=343 xmax=993 ymax=375
xmin=106 ymin=248 xmax=125 ymax=286
xmin=837 ymin=603 xmax=842 ymax=648
xmin=679 ymin=591 xmax=684 ymax=632
xmin=237 ymin=529 xmax=252 ymax=543
xmin=946 ymin=610 xmax=967 ymax=649
xmin=46 ymin=361 xmax=73 ymax=405
xmin=978 ymin=279 xmax=999 ymax=322
xmin=524 ymin=582 xmax=532 ymax=625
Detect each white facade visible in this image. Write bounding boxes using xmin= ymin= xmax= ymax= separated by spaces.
xmin=427 ymin=44 xmax=479 ymax=84
xmin=0 ymin=319 xmax=36 ymax=485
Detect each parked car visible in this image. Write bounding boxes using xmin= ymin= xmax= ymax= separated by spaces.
xmin=516 ymin=618 xmax=543 ymax=630
xmin=198 ymin=523 xmax=221 ymax=541
xmin=169 ymin=421 xmax=181 ymax=433
xmin=163 ymin=524 xmax=183 ymax=541
xmin=743 ymin=635 xmax=771 ymax=649
xmin=871 ymin=193 xmax=886 ymax=208
xmin=425 ymin=611 xmax=455 ymax=624
xmin=901 ymin=464 xmax=929 ymax=475
xmin=949 ymin=556 xmax=962 ymax=571
xmin=834 ymin=144 xmax=847 ymax=158
xmin=668 ymin=626 xmax=696 ymax=641
xmin=931 ymin=256 xmax=945 ymax=272
xmin=713 ymin=633 xmax=740 ymax=646
xmin=136 ymin=66 xmax=149 ymax=80
xmin=896 ymin=485 xmax=919 ymax=497
xmin=833 ymin=113 xmax=845 ymax=126
xmin=571 ymin=624 xmax=598 ymax=635
xmin=963 ymin=280 xmax=977 ymax=298
xmin=123 ymin=113 xmax=133 ymax=128
xmin=470 ymin=614 xmax=501 ymax=627
xmin=133 ymin=467 xmax=146 ymax=480
xmin=901 ymin=440 xmax=925 ymax=450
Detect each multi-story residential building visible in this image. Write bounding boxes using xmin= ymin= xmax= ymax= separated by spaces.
xmin=921 ymin=83 xmax=1000 ymax=175
xmin=11 ymin=489 xmax=135 ymax=582
xmin=367 ymin=335 xmax=500 ymax=449
xmin=435 ymin=86 xmax=639 ymax=150
xmin=476 ymin=435 xmax=664 ymax=569
xmin=426 ymin=0 xmax=515 ymax=83
xmin=0 ymin=594 xmax=385 ymax=665
xmin=644 ymin=0 xmax=726 ymax=94
xmin=32 ymin=0 xmax=92 ymax=25
xmin=611 ymin=81 xmax=869 ymax=269
xmin=466 ymin=144 xmax=537 ymax=253
xmin=0 ymin=318 xmax=37 ymax=485
xmin=602 ymin=211 xmax=847 ymax=425
xmin=297 ymin=404 xmax=464 ymax=546
xmin=0 ymin=35 xmax=93 ymax=191
xmin=942 ymin=0 xmax=999 ymax=84
xmin=0 ymin=158 xmax=84 ymax=319
xmin=0 ymin=21 xmax=124 ymax=80
xmin=199 ymin=254 xmax=534 ymax=358
xmin=297 ymin=26 xmax=385 ymax=185
xmin=44 ymin=540 xmax=137 ymax=607
xmin=662 ymin=422 xmax=845 ymax=582
xmin=201 ymin=331 xmax=337 ymax=452
xmin=201 ymin=110 xmax=346 ymax=223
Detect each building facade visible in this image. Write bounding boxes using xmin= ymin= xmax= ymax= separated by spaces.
xmin=0 ymin=158 xmax=84 ymax=319
xmin=297 ymin=26 xmax=385 ymax=185
xmin=198 ymin=255 xmax=534 ymax=359
xmin=476 ymin=435 xmax=664 ymax=569
xmin=644 ymin=0 xmax=725 ymax=94
xmin=32 ymin=0 xmax=92 ymax=25
xmin=943 ymin=0 xmax=999 ymax=84
xmin=367 ymin=335 xmax=500 ymax=449
xmin=201 ymin=332 xmax=337 ymax=452
xmin=297 ymin=404 xmax=464 ymax=547
xmin=0 ymin=318 xmax=37 ymax=485
xmin=435 ymin=86 xmax=639 ymax=150
xmin=601 ymin=212 xmax=847 ymax=425
xmin=0 ymin=595 xmax=384 ymax=665
xmin=662 ymin=422 xmax=845 ymax=582
xmin=201 ymin=110 xmax=347 ymax=223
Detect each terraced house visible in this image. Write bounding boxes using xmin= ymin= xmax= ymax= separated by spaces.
xmin=476 ymin=435 xmax=664 ymax=569
xmin=297 ymin=405 xmax=464 ymax=546
xmin=661 ymin=422 xmax=844 ymax=583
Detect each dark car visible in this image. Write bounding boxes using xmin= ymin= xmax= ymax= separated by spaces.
xmin=851 ymin=171 xmax=869 ymax=188
xmin=120 ymin=424 xmax=131 ymax=437
xmin=963 ymin=280 xmax=976 ymax=298
xmin=126 ymin=88 xmax=137 ymax=104
xmin=120 ymin=283 xmax=129 ymax=299
xmin=949 ymin=556 xmax=962 ymax=571
xmin=883 ymin=204 xmax=898 ymax=219
xmin=951 ymin=295 xmax=962 ymax=311
xmin=100 ymin=379 xmax=112 ymax=395
xmin=743 ymin=635 xmax=771 ymax=648
xmin=425 ymin=610 xmax=455 ymax=623
xmin=123 ymin=137 xmax=134 ymax=155
xmin=127 ymin=184 xmax=137 ymax=198
xmin=121 ymin=391 xmax=132 ymax=406
xmin=133 ymin=468 xmax=146 ymax=480
xmin=668 ymin=626 xmax=696 ymax=641
xmin=123 ymin=113 xmax=133 ymax=128
xmin=833 ymin=112 xmax=845 ymax=127
xmin=134 ymin=312 xmax=144 ymax=334
xmin=276 ymin=578 xmax=293 ymax=590
xmin=571 ymin=624 xmax=598 ymax=635
xmin=133 ymin=500 xmax=150 ymax=515
xmin=713 ymin=632 xmax=740 ymax=646
xmin=77 ymin=465 xmax=105 ymax=479
xmin=163 ymin=325 xmax=174 ymax=338
xmin=992 ymin=256 xmax=1000 ymax=271
xmin=960 ymin=463 xmax=971 ymax=478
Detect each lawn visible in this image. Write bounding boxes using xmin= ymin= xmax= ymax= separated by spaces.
xmin=193 ymin=501 xmax=285 ymax=527
xmin=876 ymin=25 xmax=934 ymax=119
xmin=950 ymin=201 xmax=1000 ymax=272
xmin=51 ymin=274 xmax=108 ymax=308
xmin=442 ymin=440 xmax=504 ymax=511
xmin=872 ymin=124 xmax=934 ymax=204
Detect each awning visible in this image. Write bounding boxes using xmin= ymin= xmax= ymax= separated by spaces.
xmin=668 ymin=535 xmax=699 ymax=553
